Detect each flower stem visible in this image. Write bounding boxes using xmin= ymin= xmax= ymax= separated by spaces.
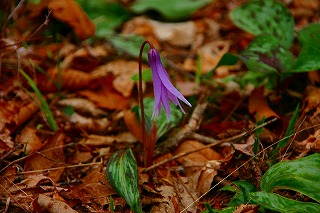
xmin=139 ymin=40 xmax=154 ymax=167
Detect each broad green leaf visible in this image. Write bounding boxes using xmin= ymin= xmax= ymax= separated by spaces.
xmin=293 ymin=23 xmax=320 ymax=72
xmin=240 ymin=35 xmax=294 ymax=73
xmin=204 ymin=53 xmax=239 ymax=79
xmin=250 ymin=191 xmax=320 ymax=213
xmin=135 ymin=97 xmax=183 ymax=139
xmin=261 ymin=153 xmax=320 ymax=203
xmin=220 ymin=180 xmax=256 ymax=207
xmin=131 ymin=0 xmax=211 ymax=21
xmin=76 ymin=1 xmax=130 ymax=36
xmin=230 ymin=0 xmax=294 ymax=49
xmin=106 ymin=149 xmax=143 ymax=213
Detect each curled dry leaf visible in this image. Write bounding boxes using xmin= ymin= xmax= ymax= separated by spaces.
xmin=79 ymin=132 xmax=137 ymax=147
xmin=27 ymin=0 xmax=95 ymax=40
xmin=58 ymin=98 xmax=107 ymax=117
xmin=61 ymin=111 xmax=110 ymax=134
xmin=233 ymin=135 xmax=255 ymax=156
xmin=24 ymin=131 xmax=66 ymax=182
xmin=66 ymin=168 xmax=116 ymax=209
xmin=78 ymin=76 xmax=128 ymax=110
xmin=302 ymin=85 xmax=320 ymax=117
xmin=16 ymin=127 xmax=43 ymax=155
xmin=37 ymin=67 xmax=94 ymax=93
xmin=34 ymin=194 xmax=77 ymax=213
xmin=295 ymin=129 xmax=320 ymax=158
xmin=91 ymin=60 xmax=142 ymax=97
xmin=174 ymin=140 xmax=222 ymax=194
xmin=60 ymin=48 xmax=100 ymax=71
xmin=0 ymin=100 xmax=39 ymax=148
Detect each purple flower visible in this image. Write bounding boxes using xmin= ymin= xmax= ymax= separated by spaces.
xmin=148 ymin=48 xmax=191 ymax=120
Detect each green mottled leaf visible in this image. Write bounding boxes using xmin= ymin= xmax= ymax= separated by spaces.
xmin=230 ymin=0 xmax=294 ymax=49
xmin=240 ymin=35 xmax=294 ymax=73
xmin=131 ymin=0 xmax=211 ymax=21
xmin=106 ymin=149 xmax=143 ymax=213
xmin=220 ymin=180 xmax=256 ymax=207
xmin=250 ymin=191 xmax=320 ymax=213
xmin=293 ymin=23 xmax=320 ymax=72
xmin=261 ymin=154 xmax=320 ymax=203
xmin=135 ymin=97 xmax=183 ymax=139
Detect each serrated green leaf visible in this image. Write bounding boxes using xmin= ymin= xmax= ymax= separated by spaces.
xmin=261 ymin=154 xmax=320 ymax=203
xmin=106 ymin=149 xmax=143 ymax=213
xmin=221 ymin=180 xmax=257 ymax=207
xmin=136 ymin=97 xmax=183 ymax=139
xmin=131 ymin=0 xmax=211 ymax=21
xmin=250 ymin=191 xmax=320 ymax=213
xmin=240 ymin=35 xmax=294 ymax=73
xmin=293 ymin=23 xmax=320 ymax=72
xmin=230 ymin=0 xmax=294 ymax=49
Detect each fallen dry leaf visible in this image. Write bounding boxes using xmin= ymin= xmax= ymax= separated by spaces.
xmin=302 ymin=85 xmax=320 ymax=117
xmin=295 ymin=129 xmax=320 ymax=158
xmin=175 ymin=140 xmax=222 ymax=194
xmin=79 ymin=76 xmax=128 ymax=110
xmin=34 ymin=194 xmax=77 ymax=213
xmin=24 ymin=131 xmax=66 ymax=182
xmin=37 ymin=67 xmax=95 ymax=93
xmin=16 ymin=127 xmax=43 ymax=155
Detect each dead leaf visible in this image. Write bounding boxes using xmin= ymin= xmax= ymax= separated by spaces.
xmin=24 ymin=131 xmax=66 ymax=182
xmin=59 ymin=111 xmax=110 ymax=134
xmin=58 ymin=98 xmax=107 ymax=117
xmin=66 ymin=168 xmax=116 ymax=209
xmin=124 ymin=110 xmax=143 ymax=143
xmin=91 ymin=60 xmax=142 ymax=97
xmin=37 ymin=67 xmax=94 ymax=93
xmin=16 ymin=127 xmax=43 ymax=155
xmin=48 ymin=0 xmax=95 ymax=39
xmin=234 ymin=204 xmax=259 ymax=213
xmin=233 ymin=135 xmax=255 ymax=156
xmin=302 ymin=85 xmax=320 ymax=116
xmin=175 ymin=140 xmax=222 ymax=194
xmin=35 ymin=194 xmax=77 ymax=213
xmin=248 ymin=86 xmax=279 ymax=121
xmin=295 ymin=129 xmax=320 ymax=158
xmin=79 ymin=76 xmax=128 ymax=110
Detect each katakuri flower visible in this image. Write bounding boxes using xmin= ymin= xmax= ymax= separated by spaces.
xmin=148 ymin=48 xmax=191 ymax=120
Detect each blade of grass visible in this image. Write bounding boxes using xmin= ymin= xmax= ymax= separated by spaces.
xmin=19 ymin=69 xmax=58 ymax=132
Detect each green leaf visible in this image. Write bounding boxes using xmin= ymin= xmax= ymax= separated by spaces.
xmin=131 ymin=0 xmax=211 ymax=21
xmin=250 ymin=191 xmax=320 ymax=213
xmin=131 ymin=69 xmax=152 ymax=82
xmin=107 ymin=34 xmax=148 ymax=59
xmin=240 ymin=35 xmax=294 ymax=73
xmin=136 ymin=97 xmax=183 ymax=139
xmin=76 ymin=1 xmax=130 ymax=36
xmin=204 ymin=53 xmax=239 ymax=79
xmin=261 ymin=154 xmax=320 ymax=203
xmin=230 ymin=0 xmax=294 ymax=49
xmin=293 ymin=23 xmax=320 ymax=72
xmin=106 ymin=149 xmax=143 ymax=213
xmin=220 ymin=180 xmax=256 ymax=207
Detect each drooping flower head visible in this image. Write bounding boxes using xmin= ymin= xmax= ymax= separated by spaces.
xmin=148 ymin=48 xmax=191 ymax=120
